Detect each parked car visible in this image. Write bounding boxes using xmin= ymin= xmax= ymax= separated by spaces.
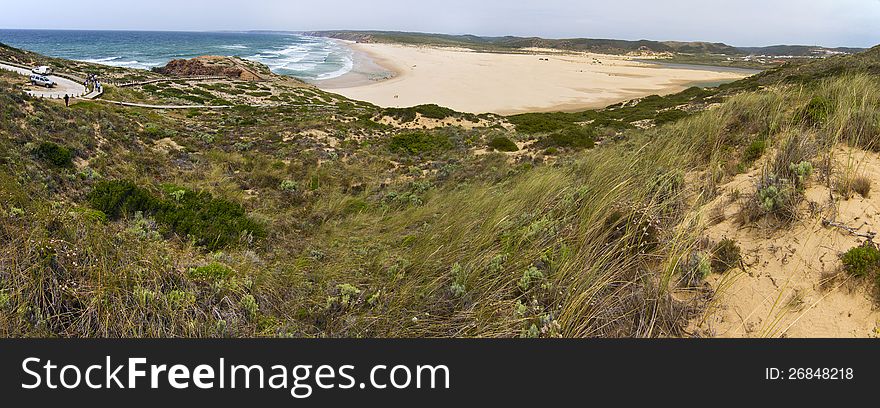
xmin=30 ymin=74 xmax=56 ymax=88
xmin=31 ymin=66 xmax=53 ymax=75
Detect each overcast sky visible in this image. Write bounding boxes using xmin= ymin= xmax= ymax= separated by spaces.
xmin=1 ymin=0 xmax=878 ymax=47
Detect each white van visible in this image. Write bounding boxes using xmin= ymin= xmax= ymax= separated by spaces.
xmin=30 ymin=74 xmax=56 ymax=88
xmin=31 ymin=66 xmax=53 ymax=75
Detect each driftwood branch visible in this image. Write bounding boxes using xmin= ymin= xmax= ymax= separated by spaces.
xmin=822 ymin=219 xmax=877 ymax=240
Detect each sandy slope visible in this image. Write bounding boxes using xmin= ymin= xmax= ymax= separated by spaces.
xmin=697 ymin=146 xmax=880 ymax=338
xmin=318 ymin=43 xmax=750 ymax=115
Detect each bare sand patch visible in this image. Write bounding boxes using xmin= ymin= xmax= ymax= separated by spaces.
xmin=696 ymin=146 xmax=880 ymax=338
xmin=318 ymin=43 xmax=751 ymax=115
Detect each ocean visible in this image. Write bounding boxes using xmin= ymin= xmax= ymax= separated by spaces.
xmin=0 ymin=29 xmax=354 ymax=81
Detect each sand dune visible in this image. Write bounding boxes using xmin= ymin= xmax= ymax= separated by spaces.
xmin=318 ymin=42 xmax=752 ymax=115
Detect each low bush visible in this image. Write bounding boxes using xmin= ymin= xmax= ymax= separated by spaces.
xmin=788 ymin=161 xmax=814 ymax=188
xmin=538 ymin=126 xmax=595 ymax=149
xmin=711 ymin=238 xmax=742 ymax=273
xmin=518 ymin=266 xmax=545 ymax=292
xmin=508 ymin=113 xmax=572 ymax=133
xmin=34 ymin=141 xmax=73 ymax=167
xmin=739 ymin=174 xmax=800 ymax=223
xmin=189 ymin=262 xmax=235 ymax=281
xmin=389 ymin=131 xmax=451 ymax=155
xmin=680 ymin=252 xmax=711 ymax=286
xmin=384 ymin=104 xmax=463 ymax=122
xmin=841 ymin=243 xmax=880 ymax=278
xmin=87 ymin=180 xmax=157 ymax=219
xmin=742 ymin=139 xmax=767 ymax=164
xmin=87 ymin=180 xmax=263 ymax=250
xmin=156 ymin=187 xmax=265 ymax=250
xmin=488 ymin=136 xmax=519 ymax=152
xmin=143 ymin=123 xmax=171 ymax=138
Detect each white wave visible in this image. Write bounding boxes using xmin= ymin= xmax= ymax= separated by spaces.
xmin=218 ymin=44 xmax=249 ymax=50
xmin=77 ymin=56 xmax=161 ymax=70
xmin=314 ymin=56 xmax=354 ymax=80
xmin=77 ymin=56 xmax=123 ymax=63
xmin=241 ymin=37 xmax=355 ymax=80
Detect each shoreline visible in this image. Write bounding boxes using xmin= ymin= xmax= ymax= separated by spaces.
xmin=309 ymin=40 xmax=401 ymax=89
xmin=313 ymin=42 xmax=754 ymax=115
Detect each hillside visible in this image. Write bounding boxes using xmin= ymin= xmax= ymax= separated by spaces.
xmin=0 ymin=42 xmax=879 ymax=338
xmin=306 ymin=30 xmax=864 ymax=57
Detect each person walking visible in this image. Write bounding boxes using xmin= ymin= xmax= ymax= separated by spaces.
xmin=63 ymin=94 xmax=69 ymax=107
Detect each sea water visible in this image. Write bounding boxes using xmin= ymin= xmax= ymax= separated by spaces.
xmin=0 ymin=29 xmax=353 ymax=82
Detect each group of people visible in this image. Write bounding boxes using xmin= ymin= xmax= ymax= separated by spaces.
xmin=62 ymin=74 xmax=103 ymax=107
xmin=83 ymin=74 xmax=102 ymax=93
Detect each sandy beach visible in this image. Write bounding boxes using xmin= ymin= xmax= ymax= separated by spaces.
xmin=317 ymin=42 xmax=754 ymax=115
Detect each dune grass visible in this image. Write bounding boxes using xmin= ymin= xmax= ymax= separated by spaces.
xmin=1 ymin=44 xmax=879 ymax=338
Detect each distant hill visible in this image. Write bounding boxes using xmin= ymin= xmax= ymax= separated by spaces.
xmin=735 ymin=44 xmax=880 ymax=86
xmin=304 ymin=30 xmax=864 ymax=56
xmin=737 ymin=45 xmax=866 ymax=57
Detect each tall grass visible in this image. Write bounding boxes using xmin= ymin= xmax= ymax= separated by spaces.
xmin=2 ymin=71 xmax=880 ymax=338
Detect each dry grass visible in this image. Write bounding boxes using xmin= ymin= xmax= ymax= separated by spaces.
xmin=2 ymin=56 xmax=880 ymax=338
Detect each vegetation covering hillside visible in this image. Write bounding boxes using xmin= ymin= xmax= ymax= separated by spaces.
xmin=0 ymin=42 xmax=878 ymax=338
xmin=307 ymin=30 xmax=864 ymax=57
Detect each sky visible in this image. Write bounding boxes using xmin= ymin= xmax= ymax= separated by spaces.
xmin=1 ymin=0 xmax=878 ymax=47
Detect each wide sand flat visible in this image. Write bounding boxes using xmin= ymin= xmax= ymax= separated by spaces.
xmin=319 ymin=43 xmax=751 ymax=115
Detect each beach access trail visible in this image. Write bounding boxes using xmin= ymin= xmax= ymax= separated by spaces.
xmin=0 ymin=60 xmax=101 ymax=99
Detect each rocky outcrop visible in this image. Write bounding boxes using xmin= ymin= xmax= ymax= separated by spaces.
xmin=153 ymin=56 xmax=263 ymax=81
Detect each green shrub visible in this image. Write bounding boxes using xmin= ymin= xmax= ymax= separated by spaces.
xmin=164 ymin=290 xmax=196 ymax=310
xmin=539 ymin=126 xmax=595 ymax=149
xmin=518 ymin=266 xmax=545 ymax=291
xmin=758 ymin=184 xmax=786 ymax=213
xmin=384 ymin=104 xmax=462 ymax=122
xmin=34 ymin=141 xmax=73 ymax=167
xmin=389 ymin=131 xmax=451 ymax=155
xmin=788 ymin=161 xmax=814 ymax=187
xmin=841 ymin=244 xmax=880 ymax=277
xmin=681 ymin=252 xmax=711 ymax=285
xmin=488 ymin=136 xmax=519 ymax=152
xmin=740 ymin=174 xmax=801 ymax=223
xmin=743 ymin=139 xmax=767 ymax=163
xmin=88 ymin=180 xmax=263 ymax=250
xmin=87 ymin=180 xmax=158 ymax=219
xmin=279 ymin=180 xmax=298 ymax=193
xmin=72 ymin=207 xmax=108 ymax=223
xmin=412 ymin=104 xmax=457 ymax=119
xmin=189 ymin=262 xmax=235 ymax=281
xmin=335 ymin=283 xmax=361 ymax=308
xmin=712 ymin=238 xmax=742 ymax=273
xmin=156 ymin=188 xmax=265 ymax=250
xmin=508 ymin=112 xmax=580 ymax=133
xmin=143 ymin=123 xmax=169 ymax=138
